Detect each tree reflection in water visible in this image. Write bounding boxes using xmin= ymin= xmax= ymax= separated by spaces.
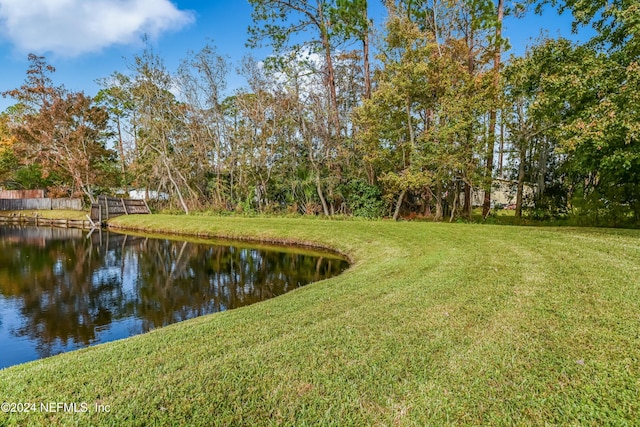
xmin=0 ymin=226 xmax=347 ymax=367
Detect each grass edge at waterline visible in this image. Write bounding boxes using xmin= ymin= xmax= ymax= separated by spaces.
xmin=0 ymin=215 xmax=639 ymax=426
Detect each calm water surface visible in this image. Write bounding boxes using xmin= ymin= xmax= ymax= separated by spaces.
xmin=0 ymin=226 xmax=348 ymax=369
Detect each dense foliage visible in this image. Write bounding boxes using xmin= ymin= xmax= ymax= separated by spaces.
xmin=0 ymin=0 xmax=637 ymax=225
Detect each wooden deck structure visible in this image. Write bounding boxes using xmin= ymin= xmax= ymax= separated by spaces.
xmin=90 ymin=195 xmax=151 ymax=223
xmin=0 ymin=215 xmax=94 ymax=229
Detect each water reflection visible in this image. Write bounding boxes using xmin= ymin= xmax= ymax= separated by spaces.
xmin=0 ymin=226 xmax=348 ymax=369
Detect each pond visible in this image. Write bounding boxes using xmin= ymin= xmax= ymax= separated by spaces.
xmin=0 ymin=225 xmax=348 ymax=370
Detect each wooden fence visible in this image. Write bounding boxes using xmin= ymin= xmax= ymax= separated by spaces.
xmin=91 ymin=195 xmax=150 ymax=222
xmin=0 ymin=198 xmax=83 ymax=211
xmin=0 ymin=189 xmax=46 ymax=199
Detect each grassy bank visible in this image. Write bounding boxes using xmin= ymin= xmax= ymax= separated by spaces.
xmin=1 ymin=215 xmax=639 ymax=426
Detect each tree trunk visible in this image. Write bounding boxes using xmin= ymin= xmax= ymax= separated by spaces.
xmin=318 ymin=4 xmax=340 ymax=136
xmin=536 ymin=135 xmax=548 ymax=202
xmin=435 ymin=182 xmax=443 ymax=221
xmin=463 ymin=181 xmax=472 ymax=219
xmin=116 ymin=117 xmax=126 ymax=185
xmin=483 ymin=113 xmax=497 ymax=217
xmin=162 ymin=155 xmax=189 ymax=215
xmin=393 ymin=189 xmax=406 ymax=221
xmin=362 ymin=0 xmax=371 ymax=100
xmin=449 ymin=182 xmax=458 ymax=222
xmin=82 ymin=187 xmax=96 ymax=205
xmin=498 ymin=113 xmax=505 ymax=177
xmin=366 ymin=162 xmax=375 ymax=185
xmin=464 ymin=22 xmax=476 ymax=220
xmin=316 ymin=174 xmax=330 ymax=216
xmin=515 ymin=142 xmax=526 ymax=218
xmin=482 ymin=0 xmax=504 ymax=218
xmin=424 ymin=187 xmax=432 ymax=216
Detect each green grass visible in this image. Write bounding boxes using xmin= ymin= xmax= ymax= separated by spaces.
xmin=1 ymin=215 xmax=639 ymax=426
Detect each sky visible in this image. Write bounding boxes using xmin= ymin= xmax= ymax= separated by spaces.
xmin=0 ymin=0 xmax=593 ymax=112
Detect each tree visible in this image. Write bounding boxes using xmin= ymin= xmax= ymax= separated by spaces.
xmin=248 ymin=0 xmax=369 ymax=216
xmin=96 ymin=72 xmax=138 ymax=187
xmin=2 ymin=54 xmax=115 ymax=201
xmin=0 ymin=112 xmax=18 ymax=185
xmin=175 ymin=43 xmax=230 ymax=207
xmin=355 ymin=0 xmax=495 ymax=221
xmin=545 ymin=0 xmax=640 ymax=57
xmin=330 ymin=0 xmax=372 ymax=99
xmin=129 ymin=45 xmax=197 ymax=214
xmin=501 ymin=32 xmax=640 ymax=223
xmin=481 ymin=0 xmax=505 ymax=217
xmin=248 ymin=0 xmax=341 ymax=134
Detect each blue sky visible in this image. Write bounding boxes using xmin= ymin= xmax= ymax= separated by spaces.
xmin=0 ymin=1 xmax=591 ymax=112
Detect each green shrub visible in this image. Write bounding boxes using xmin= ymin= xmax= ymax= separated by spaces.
xmin=342 ymin=180 xmax=386 ymax=218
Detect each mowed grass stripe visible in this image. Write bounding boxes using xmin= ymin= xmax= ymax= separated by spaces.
xmin=0 ymin=216 xmax=638 ymax=426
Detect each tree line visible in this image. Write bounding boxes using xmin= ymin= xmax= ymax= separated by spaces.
xmin=0 ymin=0 xmax=637 ymax=225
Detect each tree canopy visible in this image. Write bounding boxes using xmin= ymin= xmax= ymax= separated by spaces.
xmin=1 ymin=2 xmax=637 ymax=225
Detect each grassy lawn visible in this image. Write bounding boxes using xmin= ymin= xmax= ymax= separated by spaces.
xmin=1 ymin=215 xmax=639 ymax=426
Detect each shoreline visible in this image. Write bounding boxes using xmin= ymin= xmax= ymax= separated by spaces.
xmin=107 ymin=218 xmax=353 ymax=262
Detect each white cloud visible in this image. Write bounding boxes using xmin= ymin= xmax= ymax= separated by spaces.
xmin=0 ymin=0 xmax=194 ymax=56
